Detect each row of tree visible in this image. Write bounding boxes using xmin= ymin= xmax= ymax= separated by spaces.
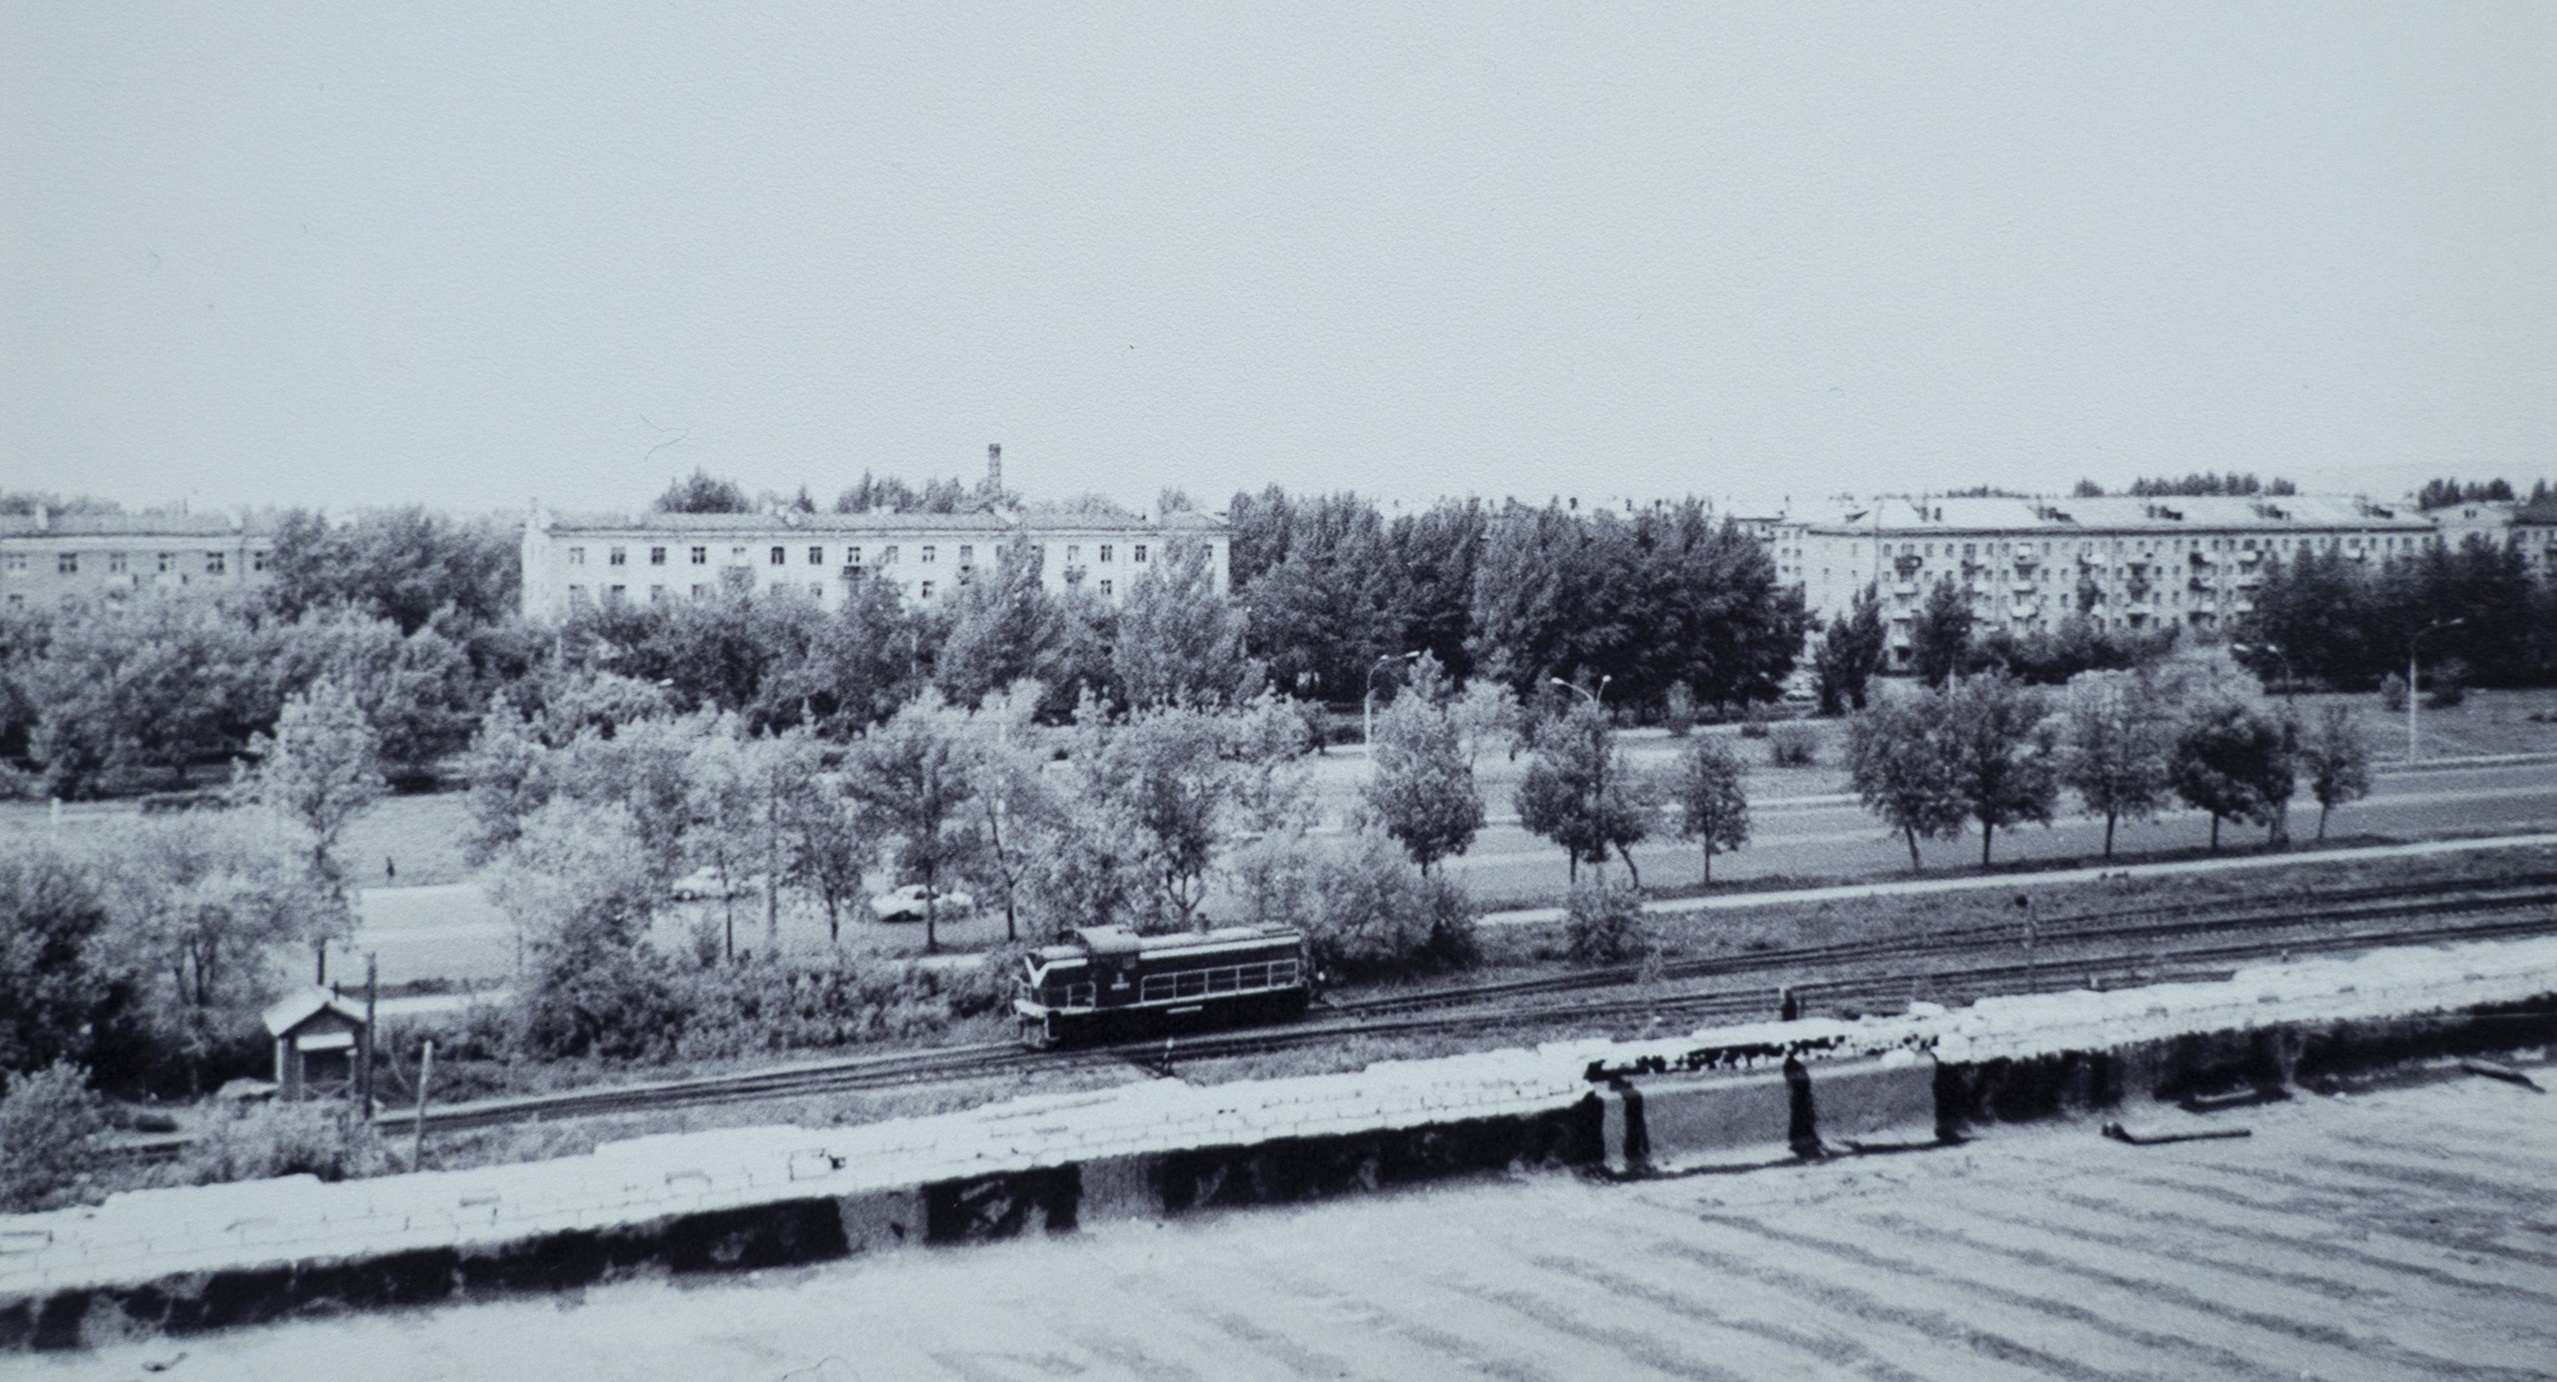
xmin=1846 ymin=666 xmax=2374 ymax=869
xmin=2241 ymin=537 xmax=2557 ymax=690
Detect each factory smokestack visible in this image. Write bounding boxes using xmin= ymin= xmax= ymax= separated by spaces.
xmin=986 ymin=442 xmax=1003 ymax=497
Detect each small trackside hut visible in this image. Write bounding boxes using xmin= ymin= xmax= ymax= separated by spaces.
xmin=1013 ymin=925 xmax=1310 ymax=1047
xmin=261 ymin=990 xmax=372 ymax=1104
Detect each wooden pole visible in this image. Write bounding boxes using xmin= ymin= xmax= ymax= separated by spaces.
xmin=411 ymin=1040 xmax=435 ymax=1172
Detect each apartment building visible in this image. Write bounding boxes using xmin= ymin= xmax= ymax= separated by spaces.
xmin=519 ymin=503 xmax=1229 ymax=620
xmin=0 ymin=509 xmax=279 ymax=608
xmin=1772 ymin=494 xmax=2438 ymax=668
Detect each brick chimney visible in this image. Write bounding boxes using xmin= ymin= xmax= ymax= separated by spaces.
xmin=986 ymin=442 xmax=1003 ymax=496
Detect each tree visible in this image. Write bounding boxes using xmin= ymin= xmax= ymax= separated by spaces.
xmin=25 ymin=594 xmax=269 ymax=795
xmin=1813 ymin=585 xmax=1887 ymax=714
xmin=960 ymin=682 xmax=1055 ymax=943
xmin=1453 ymin=679 xmax=1524 ymax=766
xmin=778 ymin=751 xmax=872 ymax=947
xmin=681 ymin=723 xmax=760 ymax=963
xmin=1671 ymin=736 xmax=1750 ymax=883
xmin=1939 ymin=672 xmax=2061 ymax=867
xmin=1082 ymin=703 xmax=1235 ymax=931
xmin=842 ymin=691 xmax=982 ymax=952
xmin=2057 ymin=669 xmax=2176 ymax=858
xmin=458 ymin=695 xmax=553 ymax=866
xmin=0 ymin=1061 xmax=110 ymax=1212
xmin=653 ymin=469 xmax=752 ymax=514
xmin=1845 ymin=695 xmax=1968 ymax=871
xmin=0 ymin=841 xmax=127 ymax=1076
xmin=2170 ymin=698 xmax=2295 ymax=851
xmin=1112 ymin=541 xmax=1258 ymax=709
xmin=1362 ymin=656 xmax=1485 ymax=873
xmin=101 ymin=814 xmax=329 ymax=1093
xmin=1514 ymin=699 xmax=1655 ymax=886
xmin=2299 ymin=703 xmax=2374 ymax=840
xmin=493 ymin=801 xmax=685 ymax=1060
xmin=244 ymin=678 xmax=386 ymax=982
xmin=265 ymin=507 xmax=518 ymax=634
xmin=937 ymin=547 xmax=1110 ymax=719
xmin=1909 ymin=576 xmax=1974 ymax=688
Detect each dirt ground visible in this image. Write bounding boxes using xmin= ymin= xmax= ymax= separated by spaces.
xmin=41 ymin=1051 xmax=2557 ymax=1382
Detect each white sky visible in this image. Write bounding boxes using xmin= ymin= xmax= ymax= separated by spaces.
xmin=5 ymin=3 xmax=2552 ymax=516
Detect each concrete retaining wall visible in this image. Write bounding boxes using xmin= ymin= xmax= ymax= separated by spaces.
xmin=7 ymin=943 xmax=2553 ymax=1353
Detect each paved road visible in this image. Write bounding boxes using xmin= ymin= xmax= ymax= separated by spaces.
xmin=49 ymin=1058 xmax=2557 ymax=1380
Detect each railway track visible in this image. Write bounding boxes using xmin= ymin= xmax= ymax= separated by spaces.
xmin=380 ymin=875 xmax=2557 ymax=1136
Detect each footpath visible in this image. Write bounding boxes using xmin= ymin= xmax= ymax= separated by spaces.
xmin=5 ymin=931 xmax=2554 ymax=1351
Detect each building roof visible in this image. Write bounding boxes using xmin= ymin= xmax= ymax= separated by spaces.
xmin=1795 ymin=493 xmax=2434 ymax=536
xmin=261 ymin=989 xmax=369 ymax=1038
xmin=535 ymin=506 xmax=1226 ymax=536
xmin=0 ymin=510 xmax=280 ymax=540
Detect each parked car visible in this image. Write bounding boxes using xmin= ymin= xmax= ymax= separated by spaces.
xmin=869 ymin=883 xmax=975 ymax=922
xmin=672 ymin=868 xmax=758 ymax=901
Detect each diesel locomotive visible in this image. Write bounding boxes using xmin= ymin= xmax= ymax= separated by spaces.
xmin=1012 ymin=924 xmax=1311 ymax=1047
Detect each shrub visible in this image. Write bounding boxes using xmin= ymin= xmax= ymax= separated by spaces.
xmin=1563 ymin=878 xmax=1647 ymax=964
xmin=2379 ymin=673 xmax=2408 ymax=713
xmin=180 ymin=1100 xmax=389 ymax=1186
xmin=1766 ymin=722 xmax=1819 ymax=767
xmin=672 ymin=955 xmax=957 ymax=1061
xmin=1296 ymin=832 xmax=1479 ymax=980
xmin=516 ymin=943 xmax=689 ymax=1062
xmin=2424 ymin=664 xmax=2466 ymax=709
xmin=0 ymin=1061 xmax=110 ymax=1211
xmin=1661 ymin=684 xmax=1697 ymax=738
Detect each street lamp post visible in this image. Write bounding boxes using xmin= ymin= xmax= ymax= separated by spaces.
xmin=2232 ymin=642 xmax=2293 ymax=704
xmin=2406 ymin=618 xmax=2465 ymax=763
xmin=1364 ymin=651 xmax=1421 ymax=749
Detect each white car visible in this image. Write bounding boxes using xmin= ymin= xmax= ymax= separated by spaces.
xmin=869 ymin=883 xmax=975 ymax=922
xmin=672 ymin=868 xmax=758 ymax=901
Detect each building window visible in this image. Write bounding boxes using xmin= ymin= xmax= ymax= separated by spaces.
xmin=568 ymin=547 xmax=586 ymax=565
xmin=650 ymin=585 xmax=668 ymax=604
xmin=0 ymin=552 xmax=22 ymax=572
xmin=770 ymin=546 xmax=786 ymax=566
xmin=848 ymin=547 xmax=862 ymax=566
xmin=107 ymin=552 xmax=128 ymax=574
xmin=958 ymin=544 xmax=974 ymax=563
xmin=1099 ymin=579 xmax=1113 ymax=596
xmin=56 ymin=553 xmax=77 ymax=575
xmin=206 ymin=552 xmax=227 ymax=574
xmin=921 ymin=546 xmax=936 ymax=564
xmin=809 ymin=546 xmax=824 ymax=566
xmin=691 ymin=546 xmax=708 ymax=565
xmin=692 ymin=584 xmax=711 ymax=599
xmin=568 ymin=584 xmax=590 ymax=604
xmin=606 ymin=585 xmax=626 ymax=606
xmin=252 ymin=549 xmax=272 ymax=571
xmin=1099 ymin=544 xmax=1114 ymax=563
xmin=1066 ymin=545 xmax=1081 ymax=563
xmin=882 ymin=546 xmax=899 ymax=564
xmin=919 ymin=581 xmax=935 ymax=599
xmin=1133 ymin=544 xmax=1148 ymax=564
xmin=650 ymin=547 xmax=667 ymax=566
xmin=608 ymin=547 xmax=626 ymax=566
xmin=809 ymin=583 xmax=824 ymax=599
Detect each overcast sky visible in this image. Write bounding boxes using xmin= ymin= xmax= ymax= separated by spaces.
xmin=5 ymin=3 xmax=2551 ymax=516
